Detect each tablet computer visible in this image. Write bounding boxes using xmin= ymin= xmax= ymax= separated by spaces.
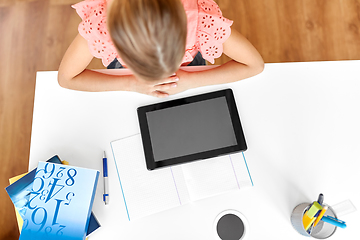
xmin=137 ymin=89 xmax=247 ymax=170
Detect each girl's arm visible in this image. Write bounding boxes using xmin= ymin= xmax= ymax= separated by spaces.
xmin=167 ymin=29 xmax=264 ymax=95
xmin=58 ymin=34 xmax=177 ymax=97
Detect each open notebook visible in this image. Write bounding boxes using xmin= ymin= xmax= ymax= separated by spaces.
xmin=110 ymin=134 xmax=253 ymax=221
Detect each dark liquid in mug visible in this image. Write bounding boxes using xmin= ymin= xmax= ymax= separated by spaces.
xmin=216 ymin=214 xmax=245 ymax=240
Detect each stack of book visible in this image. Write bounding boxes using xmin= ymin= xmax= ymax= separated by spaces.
xmin=5 ymin=155 xmax=100 ymax=240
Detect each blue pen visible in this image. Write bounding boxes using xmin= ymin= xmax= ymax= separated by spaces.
xmin=103 ymin=151 xmax=109 ymax=205
xmin=321 ymin=215 xmax=346 ymax=228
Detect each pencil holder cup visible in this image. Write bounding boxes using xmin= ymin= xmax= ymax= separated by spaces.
xmin=290 ymin=203 xmax=337 ymax=239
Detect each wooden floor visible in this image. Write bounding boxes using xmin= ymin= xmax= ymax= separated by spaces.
xmin=0 ymin=0 xmax=359 ymax=239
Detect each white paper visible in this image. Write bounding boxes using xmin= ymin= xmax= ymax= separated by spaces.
xmin=181 ymin=153 xmax=253 ymax=201
xmin=111 ymin=134 xmax=253 ymax=220
xmin=111 ymin=134 xmax=189 ymax=220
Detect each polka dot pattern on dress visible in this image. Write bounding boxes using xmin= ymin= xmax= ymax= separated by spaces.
xmin=73 ymin=0 xmax=122 ymax=67
xmin=196 ymin=0 xmax=233 ymax=64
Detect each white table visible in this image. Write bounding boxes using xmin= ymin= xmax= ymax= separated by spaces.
xmin=30 ymin=61 xmax=360 ymax=239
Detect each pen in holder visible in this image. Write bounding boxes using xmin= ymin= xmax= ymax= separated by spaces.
xmin=291 ymin=203 xmax=338 ymax=239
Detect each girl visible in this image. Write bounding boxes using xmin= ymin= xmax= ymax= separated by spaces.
xmin=58 ymin=0 xmax=264 ymax=98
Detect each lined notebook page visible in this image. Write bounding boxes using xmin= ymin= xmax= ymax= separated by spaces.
xmin=110 ymin=134 xmax=190 ymax=221
xmin=181 ymin=152 xmax=253 ymax=201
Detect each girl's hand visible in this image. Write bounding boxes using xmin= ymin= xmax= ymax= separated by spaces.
xmin=131 ymin=75 xmax=179 ymax=98
xmin=163 ymin=69 xmax=195 ymax=96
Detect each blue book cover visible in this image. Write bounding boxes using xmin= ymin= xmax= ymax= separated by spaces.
xmin=19 ymin=161 xmax=99 ymax=240
xmin=5 ymin=156 xmax=101 ymax=236
xmin=6 ymin=156 xmax=62 ymax=220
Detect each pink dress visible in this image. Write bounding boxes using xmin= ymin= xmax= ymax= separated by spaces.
xmin=72 ymin=0 xmax=233 ymax=67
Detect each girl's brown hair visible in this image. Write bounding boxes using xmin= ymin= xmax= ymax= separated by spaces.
xmin=107 ymin=0 xmax=187 ymax=81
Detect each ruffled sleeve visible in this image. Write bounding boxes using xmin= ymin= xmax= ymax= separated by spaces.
xmin=72 ymin=0 xmax=120 ymax=67
xmin=196 ymin=0 xmax=233 ymax=64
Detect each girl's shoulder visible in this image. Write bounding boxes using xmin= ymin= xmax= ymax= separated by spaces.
xmin=72 ymin=0 xmax=106 ymax=20
xmin=72 ymin=0 xmax=120 ymax=67
xmin=183 ymin=0 xmax=233 ymax=64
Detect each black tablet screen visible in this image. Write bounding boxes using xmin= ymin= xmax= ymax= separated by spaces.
xmin=146 ymin=96 xmax=237 ymax=162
